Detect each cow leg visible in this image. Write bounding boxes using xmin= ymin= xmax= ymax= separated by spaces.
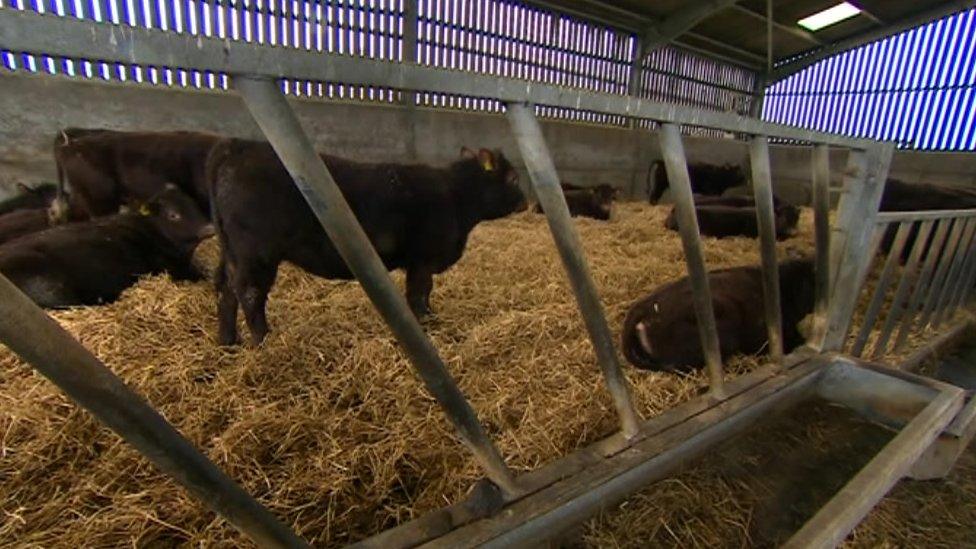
xmin=231 ymin=260 xmax=277 ymax=346
xmin=215 ymin=256 xmax=241 ymax=346
xmin=406 ymin=266 xmax=434 ymax=318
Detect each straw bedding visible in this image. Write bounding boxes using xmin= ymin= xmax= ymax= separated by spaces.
xmin=0 ymin=202 xmax=966 ymax=547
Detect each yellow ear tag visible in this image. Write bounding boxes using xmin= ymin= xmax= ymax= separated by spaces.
xmin=138 ymin=204 xmax=152 ymax=216
xmin=481 ymin=158 xmax=495 ymax=171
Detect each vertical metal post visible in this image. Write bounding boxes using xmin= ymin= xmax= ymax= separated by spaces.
xmin=871 ymin=220 xmax=935 ymax=358
xmin=765 ymin=0 xmax=773 ymax=73
xmin=932 ymin=218 xmax=976 ymax=327
xmin=749 ymin=136 xmax=783 ymax=363
xmin=851 ymin=221 xmax=909 ymax=356
xmin=748 ymin=74 xmax=767 ymax=119
xmin=810 ymin=144 xmax=831 ymax=349
xmin=400 ymin=0 xmax=418 ymax=106
xmin=0 ymin=276 xmax=307 ymax=548
xmin=894 ymin=219 xmax=953 ymax=351
xmin=822 ymin=144 xmax=894 ymax=351
xmin=233 ymin=75 xmax=520 ymax=496
xmin=505 ymin=102 xmax=641 ymax=437
xmin=947 ymin=221 xmax=976 ymax=316
xmin=658 ymin=123 xmax=726 ymax=397
xmin=918 ymin=218 xmax=968 ymax=329
xmin=627 ymin=36 xmax=645 ymax=97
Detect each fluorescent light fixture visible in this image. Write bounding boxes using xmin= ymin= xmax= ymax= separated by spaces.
xmin=797 ymin=2 xmax=862 ymax=31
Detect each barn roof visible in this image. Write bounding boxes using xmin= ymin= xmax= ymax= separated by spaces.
xmin=527 ymin=0 xmax=973 ymax=80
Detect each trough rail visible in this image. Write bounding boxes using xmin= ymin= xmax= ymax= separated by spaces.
xmin=1 ymin=5 xmax=972 ymax=548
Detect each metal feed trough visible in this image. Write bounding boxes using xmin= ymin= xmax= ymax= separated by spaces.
xmin=1 ymin=6 xmax=975 ymax=548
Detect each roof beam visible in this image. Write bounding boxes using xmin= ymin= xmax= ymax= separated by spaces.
xmin=729 ymin=4 xmax=824 ymax=46
xmin=770 ymin=1 xmax=976 ymax=83
xmin=642 ymin=0 xmax=743 ymax=51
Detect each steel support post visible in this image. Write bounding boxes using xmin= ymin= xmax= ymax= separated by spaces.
xmin=0 ymin=275 xmax=307 ymax=548
xmin=810 ymin=144 xmax=832 ymax=348
xmin=658 ymin=123 xmax=726 ymax=397
xmin=851 ymin=222 xmax=910 ymax=356
xmin=871 ymin=220 xmax=935 ymax=358
xmin=400 ymin=0 xmax=418 ymax=106
xmin=932 ymin=219 xmax=976 ymax=327
xmin=505 ymin=102 xmax=641 ymax=437
xmin=232 ymin=75 xmax=519 ymax=496
xmin=749 ymin=136 xmax=783 ymax=362
xmin=822 ymin=144 xmax=894 ymax=351
xmin=894 ymin=219 xmax=953 ymax=351
xmin=918 ymin=218 xmax=967 ymax=329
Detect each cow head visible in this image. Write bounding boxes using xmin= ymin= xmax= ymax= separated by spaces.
xmin=460 ymin=147 xmax=527 ymax=220
xmin=622 ymin=297 xmax=702 ymax=374
xmin=138 ymin=183 xmax=215 ymax=252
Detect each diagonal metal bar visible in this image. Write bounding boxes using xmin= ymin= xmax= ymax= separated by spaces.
xmin=822 ymin=144 xmax=894 ymax=351
xmin=947 ymin=224 xmax=976 ymax=316
xmin=894 ymin=219 xmax=953 ymax=351
xmin=749 ymin=136 xmax=783 ymax=363
xmin=0 ymin=275 xmax=307 ymax=548
xmin=505 ymin=102 xmax=641 ymax=438
xmin=232 ymin=75 xmax=520 ymax=497
xmin=642 ymin=0 xmax=743 ymax=51
xmin=658 ymin=123 xmax=726 ymax=397
xmin=871 ymin=220 xmax=936 ymax=358
xmin=852 ymin=222 xmax=911 ymax=357
xmin=917 ymin=218 xmax=968 ymax=329
xmin=932 ymin=219 xmax=976 ymax=327
xmin=809 ymin=144 xmax=832 ymax=349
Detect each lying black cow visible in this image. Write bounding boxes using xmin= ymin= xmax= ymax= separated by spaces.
xmin=0 ymin=183 xmax=58 ymax=216
xmin=0 ymin=209 xmax=51 ymax=245
xmin=648 ymin=161 xmax=746 ymax=204
xmin=534 ymin=183 xmax=618 ymax=221
xmin=664 ymin=202 xmax=799 ymax=240
xmin=0 ymin=184 xmax=213 ymax=308
xmin=621 ymin=259 xmax=816 ymax=372
xmin=208 ymin=139 xmax=527 ymax=346
xmin=690 ymin=194 xmax=784 ymax=209
xmin=52 ymin=128 xmax=221 ymax=222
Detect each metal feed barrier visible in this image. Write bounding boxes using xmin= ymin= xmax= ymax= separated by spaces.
xmin=1 ymin=7 xmax=975 ymax=548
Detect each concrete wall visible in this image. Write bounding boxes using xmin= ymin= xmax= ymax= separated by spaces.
xmin=2 ymin=72 xmax=974 ymax=204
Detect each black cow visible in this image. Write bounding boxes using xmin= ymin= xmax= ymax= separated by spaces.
xmin=534 ymin=183 xmax=618 ymax=221
xmin=647 ymin=161 xmax=747 ymax=204
xmin=208 ymin=139 xmax=527 ymax=346
xmin=52 ymin=128 xmax=222 ymax=222
xmin=0 ymin=184 xmax=213 ymax=308
xmin=690 ymin=194 xmax=785 ymax=209
xmin=879 ymin=179 xmax=976 ymax=261
xmin=0 ymin=183 xmax=58 ymax=216
xmin=621 ymin=259 xmax=816 ymax=372
xmin=0 ymin=209 xmax=51 ymax=245
xmin=664 ymin=202 xmax=800 ymax=240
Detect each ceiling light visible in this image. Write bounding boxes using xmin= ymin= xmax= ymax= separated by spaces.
xmin=797 ymin=2 xmax=862 ymax=31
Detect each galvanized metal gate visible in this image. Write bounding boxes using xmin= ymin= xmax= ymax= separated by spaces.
xmin=0 ymin=6 xmax=974 ymax=548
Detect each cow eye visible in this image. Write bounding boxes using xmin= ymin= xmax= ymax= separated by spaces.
xmin=167 ymin=211 xmax=181 ymax=221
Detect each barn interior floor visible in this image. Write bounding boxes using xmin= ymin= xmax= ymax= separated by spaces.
xmin=0 ymin=202 xmax=971 ymax=547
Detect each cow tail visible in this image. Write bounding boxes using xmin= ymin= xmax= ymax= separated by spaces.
xmin=206 ymin=139 xmax=235 ymax=291
xmin=50 ymin=130 xmax=71 ymax=224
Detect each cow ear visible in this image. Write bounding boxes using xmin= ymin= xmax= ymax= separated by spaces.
xmin=505 ymin=168 xmax=518 ymax=184
xmin=460 ymin=147 xmax=477 ymax=160
xmin=477 ymin=149 xmax=496 ymax=172
xmin=136 ymin=202 xmax=157 ymax=216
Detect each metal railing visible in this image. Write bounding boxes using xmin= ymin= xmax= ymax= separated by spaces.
xmin=2 ymin=6 xmax=969 ymax=548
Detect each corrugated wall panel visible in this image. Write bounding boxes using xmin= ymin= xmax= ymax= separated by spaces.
xmin=764 ymin=8 xmax=976 ymax=151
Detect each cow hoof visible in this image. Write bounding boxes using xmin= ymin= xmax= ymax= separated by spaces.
xmin=217 ymin=331 xmax=241 ymax=347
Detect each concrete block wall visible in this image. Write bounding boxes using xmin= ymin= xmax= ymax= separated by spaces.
xmin=1 ymin=72 xmax=973 ymax=204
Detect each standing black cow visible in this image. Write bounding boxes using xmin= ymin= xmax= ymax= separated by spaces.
xmin=0 ymin=184 xmax=213 ymax=308
xmin=52 ymin=128 xmax=221 ymax=222
xmin=208 ymin=139 xmax=527 ymax=346
xmin=621 ymin=259 xmax=816 ymax=372
xmin=647 ymin=161 xmax=746 ymax=204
